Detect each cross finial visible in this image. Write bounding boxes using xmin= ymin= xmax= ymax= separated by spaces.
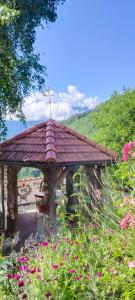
xmin=44 ymin=87 xmax=54 ymax=119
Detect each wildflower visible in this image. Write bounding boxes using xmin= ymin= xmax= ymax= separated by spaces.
xmin=45 ymin=291 xmax=51 ymax=298
xmin=120 ymin=212 xmax=134 ymax=229
xmin=18 ymin=265 xmax=28 ymax=271
xmin=18 ymin=280 xmax=24 ymax=287
xmin=86 ymin=275 xmax=91 ymax=280
xmin=7 ymin=274 xmax=14 ymax=279
xmin=128 ymin=261 xmax=135 ymax=268
xmin=41 ymin=241 xmax=49 ymax=247
xmin=14 ymin=274 xmax=21 ymax=280
xmin=37 ymin=268 xmax=41 ymax=272
xmin=97 ymin=272 xmax=102 ymax=278
xmin=122 ymin=141 xmax=135 ymax=161
xmin=53 ymin=264 xmax=58 ymax=269
xmin=74 ymin=256 xmax=78 ymax=261
xmin=74 ymin=276 xmax=80 ymax=281
xmin=30 ymin=267 xmax=37 ymax=273
xmin=18 ymin=255 xmax=29 ymax=263
xmin=70 ymin=269 xmax=76 ymax=274
xmin=64 ymin=253 xmax=70 ymax=261
xmin=95 ymin=188 xmax=101 ymax=200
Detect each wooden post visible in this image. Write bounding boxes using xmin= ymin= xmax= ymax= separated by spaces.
xmin=4 ymin=165 xmax=8 ymax=231
xmin=7 ymin=166 xmax=18 ymax=235
xmin=49 ymin=167 xmax=57 ymax=236
xmin=66 ymin=169 xmax=79 ymax=227
xmin=0 ymin=166 xmax=4 ymax=234
xmin=85 ymin=166 xmax=102 ymax=210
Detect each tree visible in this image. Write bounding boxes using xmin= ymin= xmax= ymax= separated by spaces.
xmin=91 ymin=89 xmax=135 ymax=154
xmin=0 ymin=0 xmax=65 ymax=138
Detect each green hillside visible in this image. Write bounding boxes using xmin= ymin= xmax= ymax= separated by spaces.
xmin=67 ymin=89 xmax=135 ymax=153
xmin=65 ymin=111 xmax=96 ymax=138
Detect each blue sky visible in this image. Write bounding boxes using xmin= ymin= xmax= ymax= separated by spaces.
xmin=35 ymin=0 xmax=135 ymax=98
xmin=8 ymin=0 xmax=135 ymax=137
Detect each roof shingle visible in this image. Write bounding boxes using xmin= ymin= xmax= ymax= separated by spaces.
xmin=0 ymin=119 xmax=118 ymax=165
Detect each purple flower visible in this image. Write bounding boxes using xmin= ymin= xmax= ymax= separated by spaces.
xmin=97 ymin=272 xmax=102 ymax=278
xmin=14 ymin=274 xmax=21 ymax=280
xmin=53 ymin=264 xmax=58 ymax=270
xmin=74 ymin=256 xmax=78 ymax=261
xmin=70 ymin=269 xmax=76 ymax=274
xmin=18 ymin=280 xmax=24 ymax=287
xmin=45 ymin=292 xmax=51 ymax=298
xmin=7 ymin=274 xmax=14 ymax=279
xmin=18 ymin=255 xmax=29 ymax=263
xmin=41 ymin=241 xmax=49 ymax=247
xmin=18 ymin=265 xmax=28 ymax=271
xmin=30 ymin=267 xmax=37 ymax=273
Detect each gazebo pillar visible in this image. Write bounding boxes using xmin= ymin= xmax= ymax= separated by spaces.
xmin=66 ymin=169 xmax=79 ymax=227
xmin=0 ymin=166 xmax=4 ymax=234
xmin=7 ymin=166 xmax=18 ymax=235
xmin=85 ymin=166 xmax=102 ymax=210
xmin=42 ymin=167 xmax=58 ymax=236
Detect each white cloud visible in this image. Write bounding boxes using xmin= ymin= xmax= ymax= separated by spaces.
xmin=8 ymin=85 xmax=101 ymax=121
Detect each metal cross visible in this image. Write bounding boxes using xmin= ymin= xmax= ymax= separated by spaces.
xmin=44 ymin=87 xmax=54 ymax=119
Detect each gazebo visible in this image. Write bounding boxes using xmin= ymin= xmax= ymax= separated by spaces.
xmin=0 ymin=119 xmax=117 ymax=236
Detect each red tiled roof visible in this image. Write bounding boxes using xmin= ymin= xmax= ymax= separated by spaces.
xmin=0 ymin=120 xmax=118 ymax=165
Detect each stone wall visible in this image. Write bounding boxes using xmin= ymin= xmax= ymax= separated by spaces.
xmin=17 ymin=177 xmax=43 ymax=207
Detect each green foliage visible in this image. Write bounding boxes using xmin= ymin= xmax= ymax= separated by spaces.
xmin=67 ymin=89 xmax=135 ymax=155
xmin=0 ymin=0 xmax=65 ymax=138
xmin=92 ymin=89 xmax=135 ymax=153
xmin=1 ymin=157 xmax=135 ymax=299
xmin=66 ymin=110 xmax=95 ymax=138
xmin=18 ymin=167 xmax=42 ymax=179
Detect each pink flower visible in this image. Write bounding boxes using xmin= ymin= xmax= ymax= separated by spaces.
xmin=41 ymin=241 xmax=49 ymax=247
xmin=122 ymin=142 xmax=135 ymax=161
xmin=7 ymin=274 xmax=14 ymax=279
xmin=128 ymin=261 xmax=135 ymax=268
xmin=74 ymin=256 xmax=78 ymax=261
xmin=74 ymin=276 xmax=80 ymax=281
xmin=95 ymin=188 xmax=101 ymax=200
xmin=30 ymin=267 xmax=37 ymax=273
xmin=14 ymin=274 xmax=21 ymax=280
xmin=120 ymin=212 xmax=134 ymax=229
xmin=53 ymin=264 xmax=58 ymax=270
xmin=18 ymin=280 xmax=24 ymax=287
xmin=18 ymin=265 xmax=28 ymax=271
xmin=18 ymin=255 xmax=29 ymax=263
xmin=97 ymin=272 xmax=102 ymax=278
xmin=70 ymin=269 xmax=76 ymax=274
xmin=86 ymin=275 xmax=92 ymax=280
